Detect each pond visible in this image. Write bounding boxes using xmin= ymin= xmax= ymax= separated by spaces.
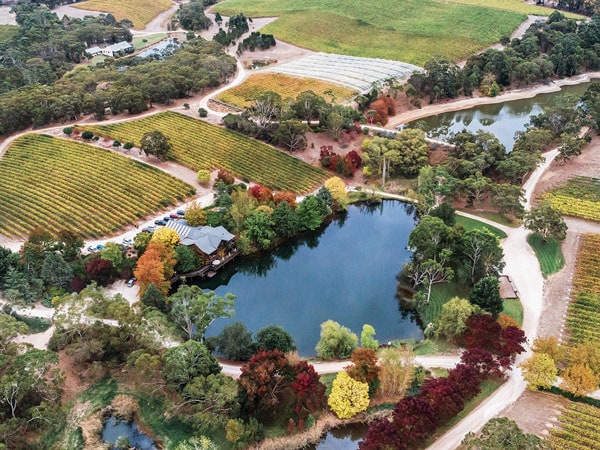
xmin=102 ymin=416 xmax=156 ymax=450
xmin=311 ymin=423 xmax=367 ymax=450
xmin=405 ymin=80 xmax=598 ymax=151
xmin=199 ymin=200 xmax=423 ymax=356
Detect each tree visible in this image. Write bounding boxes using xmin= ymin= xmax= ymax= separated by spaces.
xmin=416 ymin=166 xmax=458 ymax=213
xmin=293 ymin=90 xmax=326 ymax=125
xmin=435 ymin=297 xmax=478 ymax=341
xmin=524 ymin=202 xmax=568 ymax=242
xmin=324 ymin=176 xmax=348 ymax=211
xmin=0 ymin=313 xmax=28 ymax=353
xmin=461 ymin=314 xmax=502 ymax=352
xmin=532 ymin=336 xmax=565 ymax=363
xmin=315 ymin=320 xmax=358 ymax=360
xmin=249 ymin=91 xmax=282 ymax=132
xmin=568 ymin=341 xmax=600 ymax=377
xmin=134 ymin=240 xmax=176 ymax=297
xmin=271 ymin=201 xmax=299 ymax=238
xmin=185 ymin=201 xmax=208 ymax=227
xmin=238 ymin=349 xmax=292 ymax=418
xmin=175 ymin=436 xmax=219 ymax=450
xmin=345 ymin=348 xmax=380 ymax=395
xmin=461 ymin=229 xmax=504 ymax=284
xmin=213 ymin=321 xmax=254 ymax=361
xmin=460 ymin=348 xmax=501 ymax=379
xmin=556 ymin=133 xmax=584 ymax=163
xmin=85 ymin=257 xmax=114 ymax=287
xmin=197 ymin=169 xmax=211 ymax=185
xmin=296 ymin=195 xmax=328 ymax=231
xmin=405 ymin=250 xmax=454 ymax=304
xmin=469 ymin=277 xmax=503 ymax=318
xmin=169 ymin=284 xmax=235 ymax=341
xmin=291 ymin=361 xmax=326 ymax=417
xmin=429 ymin=202 xmax=456 ymax=226
xmin=378 ymin=347 xmax=415 ymax=398
xmin=134 ymin=231 xmax=153 ymax=255
xmin=407 ymin=216 xmax=453 ymax=262
xmin=272 ymin=120 xmax=309 ymax=152
xmin=162 ymin=340 xmax=221 ymax=391
xmin=151 ymin=227 xmax=180 ymax=248
xmin=56 ymin=229 xmax=83 ymax=262
xmin=99 ymin=242 xmax=124 ymax=272
xmin=520 ymin=353 xmax=557 ymax=391
xmin=40 ymin=252 xmax=73 ymax=289
xmin=560 ymin=363 xmax=598 ymax=397
xmin=141 ymin=283 xmax=168 ymax=312
xmin=182 ymin=374 xmax=239 ymax=432
xmin=255 ymin=325 xmax=296 ymax=353
xmin=174 ymin=245 xmax=200 ymax=274
xmin=360 ymin=324 xmax=379 ymax=350
xmin=20 ymin=227 xmax=55 ymax=275
xmin=327 ymin=371 xmax=370 ymax=419
xmin=462 ymin=417 xmax=550 ymax=449
xmin=140 ymin=130 xmax=172 ymax=160
xmin=244 ymin=210 xmax=275 ymax=249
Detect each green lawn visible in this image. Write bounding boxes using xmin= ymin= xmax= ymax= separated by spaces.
xmin=319 ymin=372 xmax=337 ymax=397
xmin=0 ymin=25 xmax=18 ymax=44
xmin=455 ymin=215 xmax=507 ymax=239
xmin=132 ymin=33 xmax=167 ymax=50
xmin=214 ymin=0 xmax=526 ymax=65
xmin=423 ymin=281 xmax=470 ymax=326
xmin=527 ymin=233 xmax=565 ymax=278
xmin=502 ymin=299 xmax=523 ymax=326
xmin=457 ymin=209 xmax=519 ymax=227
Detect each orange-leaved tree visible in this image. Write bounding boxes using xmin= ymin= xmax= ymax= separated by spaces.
xmin=134 ymin=240 xmax=175 ymax=297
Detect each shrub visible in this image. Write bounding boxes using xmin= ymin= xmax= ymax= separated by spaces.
xmin=216 ymin=169 xmax=235 ymax=185
xmin=198 ymin=107 xmax=208 ymax=117
xmin=81 ymin=131 xmax=94 ymax=140
xmin=123 ymin=142 xmax=134 ymax=150
xmin=197 ymin=169 xmax=211 ymax=185
xmin=63 ymin=126 xmax=74 ymax=135
xmin=112 ymin=140 xmax=121 ymax=147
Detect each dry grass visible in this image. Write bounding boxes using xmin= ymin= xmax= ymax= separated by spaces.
xmin=80 ymin=411 xmax=104 ymax=449
xmin=216 ymin=73 xmax=356 ymax=109
xmin=71 ymin=0 xmax=173 ymax=29
xmin=110 ymin=394 xmax=139 ymax=422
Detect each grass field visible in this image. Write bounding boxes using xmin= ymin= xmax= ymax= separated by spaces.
xmin=215 ymin=0 xmax=526 ymax=65
xmin=0 ymin=134 xmax=195 ymax=238
xmin=527 ymin=233 xmax=565 ymax=278
xmin=71 ymin=0 xmax=172 ymax=29
xmin=455 ymin=215 xmax=507 ymax=239
xmin=0 ymin=25 xmax=18 ymax=44
xmin=423 ymin=282 xmax=470 ymax=326
xmin=216 ymin=73 xmax=357 ymax=109
xmin=82 ymin=112 xmax=328 ymax=193
xmin=457 ymin=209 xmax=519 ymax=227
xmin=502 ymin=299 xmax=523 ymax=326
xmin=447 ymin=0 xmax=581 ymax=17
xmin=132 ymin=33 xmax=167 ymax=50
xmin=544 ymin=176 xmax=600 ymax=222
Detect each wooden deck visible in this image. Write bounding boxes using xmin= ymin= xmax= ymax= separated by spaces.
xmin=170 ymin=249 xmax=240 ymax=283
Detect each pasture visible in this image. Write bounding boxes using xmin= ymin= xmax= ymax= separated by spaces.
xmin=71 ymin=0 xmax=172 ymax=29
xmin=216 ymin=73 xmax=356 ymax=108
xmin=214 ymin=0 xmax=527 ymax=65
xmin=0 ymin=134 xmax=195 ymax=238
xmin=81 ymin=112 xmax=328 ymax=193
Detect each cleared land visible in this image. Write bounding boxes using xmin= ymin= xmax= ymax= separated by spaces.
xmin=0 ymin=134 xmax=195 ymax=238
xmin=549 ymin=402 xmax=600 ymax=449
xmin=264 ymin=53 xmax=422 ymax=93
xmin=215 ymin=0 xmax=526 ymax=64
xmin=565 ymin=234 xmax=600 ymax=345
xmin=216 ymin=73 xmax=356 ymax=108
xmin=81 ymin=112 xmax=328 ymax=193
xmin=543 ymin=176 xmax=600 ymax=222
xmin=71 ymin=0 xmax=172 ymax=29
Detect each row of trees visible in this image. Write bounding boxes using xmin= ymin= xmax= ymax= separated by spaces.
xmin=407 ymin=13 xmax=600 ymax=103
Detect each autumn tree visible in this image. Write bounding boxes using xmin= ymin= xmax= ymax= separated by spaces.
xmin=328 ymin=371 xmax=370 ymax=419
xmin=324 ymin=176 xmax=348 ymax=211
xmin=315 ymin=320 xmax=358 ymax=360
xmin=169 ymin=284 xmax=235 ymax=341
xmin=85 ymin=257 xmax=114 ymax=286
xmin=184 ymin=201 xmax=208 ymax=227
xmin=560 ymin=363 xmax=598 ymax=397
xmin=134 ymin=240 xmax=176 ymax=297
xmin=346 ymin=348 xmax=381 ymax=395
xmin=520 ymin=353 xmax=557 ymax=391
xmin=238 ymin=349 xmax=292 ymax=419
xmin=524 ymin=202 xmax=567 ymax=243
xmin=568 ymin=341 xmax=600 ymax=377
xmin=377 ymin=347 xmax=415 ymax=399
xmin=151 ymin=227 xmax=180 ymax=248
xmin=56 ymin=229 xmax=83 ymax=261
xmin=532 ymin=336 xmax=565 ymax=363
xmin=291 ymin=361 xmax=326 ymax=418
xmin=140 ymin=130 xmax=172 ymax=160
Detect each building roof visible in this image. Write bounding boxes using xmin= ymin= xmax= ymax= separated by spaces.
xmin=167 ymin=220 xmax=234 ymax=255
xmin=86 ymin=46 xmax=102 ymax=55
xmin=108 ymin=41 xmax=133 ymax=52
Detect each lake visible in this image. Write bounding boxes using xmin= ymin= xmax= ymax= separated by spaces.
xmin=200 ymin=200 xmax=423 ymax=356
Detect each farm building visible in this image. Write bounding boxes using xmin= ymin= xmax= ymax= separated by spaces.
xmin=166 ymin=220 xmax=237 ymax=266
xmin=86 ymin=41 xmax=134 ymax=57
xmin=85 ymin=46 xmax=103 ymax=56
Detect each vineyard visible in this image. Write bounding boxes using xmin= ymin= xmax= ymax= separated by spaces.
xmin=549 ymin=402 xmax=600 ymax=449
xmin=71 ymin=0 xmax=172 ymax=30
xmin=81 ymin=112 xmax=328 ymax=193
xmin=216 ymin=73 xmax=356 ymax=109
xmin=543 ymin=176 xmax=600 ymax=222
xmin=0 ymin=134 xmax=195 ymax=238
xmin=565 ymin=234 xmax=600 ymax=345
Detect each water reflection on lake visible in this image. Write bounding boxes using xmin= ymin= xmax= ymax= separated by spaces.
xmin=102 ymin=416 xmax=156 ymax=450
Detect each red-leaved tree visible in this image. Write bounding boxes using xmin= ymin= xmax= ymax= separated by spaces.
xmin=249 ymin=184 xmax=274 ymax=204
xmin=85 ymin=257 xmax=114 ymax=286
xmin=273 ymin=191 xmax=297 ymax=208
xmin=499 ymin=326 xmax=527 ymax=357
xmin=291 ymin=361 xmax=326 ymax=418
xmin=420 ymin=377 xmax=464 ymax=423
xmin=461 ymin=314 xmax=503 ymax=352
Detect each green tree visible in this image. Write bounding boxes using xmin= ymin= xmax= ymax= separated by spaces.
xmin=197 ymin=169 xmax=211 ymax=185
xmin=524 ymin=202 xmax=568 ymax=243
xmin=255 ymin=325 xmax=296 ymax=353
xmin=416 ymin=166 xmax=458 ymax=213
xmin=21 ymin=227 xmax=56 ymax=275
xmin=213 ymin=321 xmax=255 ymax=361
xmin=315 ymin=320 xmax=358 ymax=360
xmin=100 ymin=242 xmax=124 ymax=272
xmin=0 ymin=313 xmax=28 ymax=353
xmin=296 ymin=195 xmax=327 ymax=231
xmin=462 ymin=417 xmax=549 ymax=449
xmin=244 ymin=210 xmax=275 ymax=249
xmin=175 ymin=436 xmax=219 ymax=450
xmin=0 ymin=247 xmax=19 ymax=283
xmin=134 ymin=231 xmax=153 ymax=255
xmin=461 ymin=228 xmax=504 ymax=284
xmin=141 ymin=283 xmax=168 ymax=312
xmin=360 ymin=324 xmax=379 ymax=350
xmin=293 ymin=90 xmax=326 ymax=124
xmin=174 ymin=244 xmax=200 ymax=273
xmin=272 ymin=120 xmax=309 ymax=152
xmin=140 ymin=130 xmax=172 ymax=161
xmin=162 ymin=340 xmax=220 ymax=391
xmin=434 ymin=297 xmax=478 ymax=341
xmin=170 ymin=284 xmax=235 ymax=341
xmin=469 ymin=277 xmax=503 ymax=318
xmin=40 ymin=252 xmax=73 ymax=289
xmin=56 ymin=229 xmax=83 ymax=262
xmin=556 ymin=133 xmax=584 ymax=163
xmin=182 ymin=374 xmax=239 ymax=432
xmin=520 ymin=353 xmax=557 ymax=391
xmin=271 ymin=201 xmax=299 ymax=238
xmin=3 ymin=267 xmax=34 ymax=304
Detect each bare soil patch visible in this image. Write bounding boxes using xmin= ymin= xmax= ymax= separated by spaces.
xmin=59 ymin=351 xmax=97 ymax=405
xmin=500 ymin=390 xmax=568 ymax=437
xmin=0 ymin=6 xmax=17 ymax=25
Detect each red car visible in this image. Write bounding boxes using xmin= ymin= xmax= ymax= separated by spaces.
xmin=169 ymin=213 xmax=181 ymax=219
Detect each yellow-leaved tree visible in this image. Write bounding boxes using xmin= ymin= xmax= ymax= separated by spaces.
xmin=324 ymin=177 xmax=348 ymax=211
xmin=327 ymin=371 xmax=369 ymax=419
xmin=519 ymin=353 xmax=557 ymax=391
xmin=151 ymin=227 xmax=180 ymax=248
xmin=560 ymin=363 xmax=598 ymax=397
xmin=184 ymin=201 xmax=208 ymax=227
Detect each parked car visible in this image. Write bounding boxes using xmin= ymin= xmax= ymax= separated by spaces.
xmin=154 ymin=219 xmax=167 ymax=226
xmin=169 ymin=213 xmax=181 ymax=219
xmin=122 ymin=238 xmax=133 ymax=245
xmin=141 ymin=226 xmax=156 ymax=233
xmin=127 ymin=277 xmax=136 ymax=287
xmin=87 ymin=246 xmax=97 ymax=253
xmin=177 ymin=209 xmax=186 ymax=216
xmin=163 ymin=216 xmax=171 ymax=222
xmin=96 ymin=244 xmax=104 ymax=250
